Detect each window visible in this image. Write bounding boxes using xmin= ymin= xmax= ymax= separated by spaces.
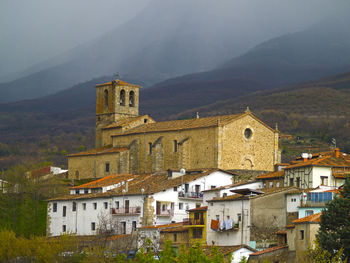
xmin=132 ymin=221 xmax=137 ymax=231
xmin=193 ymin=228 xmax=203 ymax=238
xmin=93 ymin=203 xmax=97 ymax=210
xmin=105 ymin=162 xmax=110 ymax=173
xmin=244 ymin=128 xmax=252 ymax=139
xmin=179 ymin=203 xmax=183 ymax=210
xmin=173 ymin=186 xmax=177 ymax=192
xmin=276 ymin=182 xmax=280 ymax=187
xmin=211 ymin=185 xmax=216 ymax=189
xmin=144 ymin=119 xmax=148 ymax=123
xmin=269 ymin=181 xmax=274 ymax=188
xmin=121 ymin=222 xmax=126 ymax=234
xmin=82 ymin=203 xmax=86 ymax=210
xmin=63 ymin=206 xmax=66 ymax=217
xmin=62 ymin=225 xmax=66 ymax=232
xmin=300 ymin=230 xmax=304 ymax=240
xmin=174 ymin=140 xmax=178 ymax=152
xmin=84 ymin=189 xmax=88 ymax=194
xmin=321 ymin=176 xmax=328 ymax=186
xmin=185 ymin=184 xmax=189 ymax=193
xmin=104 ymin=202 xmax=108 ymax=209
xmin=223 ymin=193 xmax=227 ymax=197
xmin=120 ymin=90 xmax=125 ymax=106
xmin=91 ymin=222 xmax=96 ymax=231
xmin=237 ymin=213 xmax=242 ymax=222
xmin=289 ymin=178 xmax=294 ymax=186
xmin=129 ymin=91 xmax=135 ymax=107
xmin=194 ymin=212 xmax=200 ymax=220
xmin=75 ymin=190 xmax=80 ymax=194
xmin=104 ymin=89 xmax=109 ymax=109
xmin=305 ymin=210 xmax=314 ymax=216
xmin=115 ymin=201 xmax=119 ymax=209
xmin=162 ymin=204 xmax=166 ymax=211
xmin=174 ymin=233 xmax=177 ymax=242
xmin=53 ymin=203 xmax=57 ymax=212
xmin=296 ymin=177 xmax=301 ymax=187
xmin=149 ymin=143 xmax=152 ymax=154
xmin=72 ymin=202 xmax=76 ymax=212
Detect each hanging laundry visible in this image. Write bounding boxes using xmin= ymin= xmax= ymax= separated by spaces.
xmin=211 ymin=219 xmax=219 ymax=231
xmin=225 ymin=219 xmax=233 ymax=230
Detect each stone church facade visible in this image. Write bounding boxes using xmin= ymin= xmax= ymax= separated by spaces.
xmin=68 ymin=79 xmax=281 ymax=179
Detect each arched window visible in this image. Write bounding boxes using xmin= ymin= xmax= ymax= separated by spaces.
xmin=120 ymin=90 xmax=125 ymax=106
xmin=104 ymin=89 xmax=109 ymax=109
xmin=129 ymin=90 xmax=135 ymax=107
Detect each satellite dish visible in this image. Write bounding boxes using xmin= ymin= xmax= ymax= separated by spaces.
xmin=301 ymin=153 xmax=309 ymax=159
xmin=180 ymin=168 xmax=186 ymax=174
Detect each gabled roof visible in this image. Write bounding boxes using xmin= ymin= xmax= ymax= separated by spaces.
xmin=249 ymin=245 xmax=288 ymax=256
xmin=67 ymin=146 xmax=128 ymax=157
xmin=293 ymin=212 xmax=322 ymax=224
xmin=202 ymin=245 xmax=257 ymax=256
xmin=285 ymin=150 xmax=350 ymax=169
xmin=188 ymin=206 xmax=207 ymax=212
xmin=95 ymin=79 xmax=141 ymax=88
xmin=71 ymin=174 xmax=136 ymax=189
xmin=113 ymin=114 xmax=242 ymax=136
xmin=256 ymin=170 xmax=284 ymax=179
xmin=102 ymin=115 xmax=153 ymax=130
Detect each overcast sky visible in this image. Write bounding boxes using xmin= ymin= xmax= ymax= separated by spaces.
xmin=0 ymin=0 xmax=151 ymax=78
xmin=1 ymin=0 xmax=349 ymax=79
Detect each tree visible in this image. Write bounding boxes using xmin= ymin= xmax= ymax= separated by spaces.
xmin=317 ymin=178 xmax=350 ymax=260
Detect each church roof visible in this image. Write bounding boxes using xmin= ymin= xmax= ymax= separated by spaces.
xmin=95 ymin=79 xmax=141 ymax=88
xmin=67 ymin=146 xmax=128 ymax=157
xmin=113 ymin=113 xmax=247 ymax=136
xmin=102 ymin=115 xmax=153 ymax=130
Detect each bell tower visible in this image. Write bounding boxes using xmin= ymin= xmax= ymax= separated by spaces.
xmin=95 ymin=79 xmax=141 ymax=147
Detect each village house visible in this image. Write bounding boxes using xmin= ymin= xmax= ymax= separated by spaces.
xmin=206 ymin=187 xmax=300 ymax=250
xmin=283 ymin=148 xmax=349 ymax=189
xmin=47 ymin=169 xmax=234 ymax=237
xmin=67 ymin=79 xmax=281 ymax=179
xmin=184 ymin=206 xmax=208 ymax=246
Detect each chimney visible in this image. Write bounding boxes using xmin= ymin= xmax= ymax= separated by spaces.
xmin=334 ymin=148 xmax=340 ymax=158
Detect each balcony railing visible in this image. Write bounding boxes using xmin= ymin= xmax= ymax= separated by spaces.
xmin=156 ymin=209 xmax=174 ymax=216
xmin=300 ymin=200 xmax=327 ymax=207
xmin=178 ymin=191 xmax=203 ymax=199
xmin=183 ymin=218 xmax=205 ymax=226
xmin=111 ymin=206 xmax=141 ymax=215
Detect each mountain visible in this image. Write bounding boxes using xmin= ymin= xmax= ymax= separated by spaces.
xmin=0 ymin=0 xmax=340 ymax=103
xmin=140 ymin=16 xmax=350 ymax=118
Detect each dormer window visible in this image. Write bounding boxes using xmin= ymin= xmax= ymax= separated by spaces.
xmin=129 ymin=91 xmax=135 ymax=107
xmin=120 ymin=90 xmax=125 ymax=106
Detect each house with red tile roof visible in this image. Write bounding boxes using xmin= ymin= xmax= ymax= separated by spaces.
xmin=284 ymin=148 xmax=349 ymax=189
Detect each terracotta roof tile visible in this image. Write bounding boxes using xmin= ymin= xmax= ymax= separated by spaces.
xmin=114 ymin=114 xmax=243 ymax=136
xmin=72 ymin=174 xmax=136 ymax=189
xmin=188 ymin=206 xmax=207 ymax=212
xmin=286 ymin=150 xmax=350 ymax=169
xmin=285 ymin=224 xmax=295 ymax=228
xmin=202 ymin=245 xmax=256 ymax=256
xmin=102 ymin=115 xmax=153 ymax=130
xmin=293 ymin=212 xmax=322 ymax=224
xmin=256 ymin=170 xmax=284 ymax=179
xmin=249 ymin=245 xmax=288 ymax=256
xmin=67 ymin=146 xmax=128 ymax=157
xmin=160 ymin=226 xmax=188 ymax=233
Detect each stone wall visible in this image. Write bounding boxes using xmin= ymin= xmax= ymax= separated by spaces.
xmin=220 ymin=114 xmax=278 ymax=172
xmin=68 ymin=152 xmax=123 ymax=179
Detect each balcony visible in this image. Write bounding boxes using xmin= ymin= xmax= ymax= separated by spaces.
xmin=178 ymin=191 xmax=203 ymax=200
xmin=156 ymin=209 xmax=174 ymax=217
xmin=183 ymin=218 xmax=205 ymax=226
xmin=111 ymin=206 xmax=141 ymax=215
xmin=300 ymin=200 xmax=327 ymax=207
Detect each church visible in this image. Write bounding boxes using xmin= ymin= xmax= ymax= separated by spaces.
xmin=67 ymin=79 xmax=281 ymax=179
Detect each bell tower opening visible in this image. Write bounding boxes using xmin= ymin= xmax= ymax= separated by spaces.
xmin=95 ymin=78 xmax=141 ymax=147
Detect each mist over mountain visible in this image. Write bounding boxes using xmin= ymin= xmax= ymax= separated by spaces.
xmin=0 ymin=0 xmax=346 ymax=103
xmin=141 ymin=15 xmax=350 ymax=118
